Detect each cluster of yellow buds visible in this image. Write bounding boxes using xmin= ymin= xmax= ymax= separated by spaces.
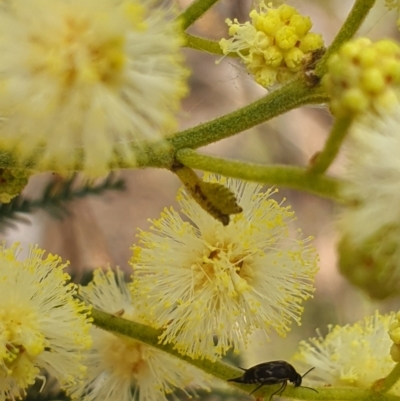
xmin=323 ymin=38 xmax=400 ymax=116
xmin=219 ymin=2 xmax=324 ymax=88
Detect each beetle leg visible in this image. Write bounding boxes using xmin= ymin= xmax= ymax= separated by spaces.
xmin=268 ymin=381 xmax=287 ymax=401
xmin=249 ymin=383 xmax=266 ymax=396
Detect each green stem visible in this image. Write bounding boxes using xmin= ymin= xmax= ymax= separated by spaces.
xmin=316 ymin=0 xmax=377 ymax=76
xmin=381 ymin=363 xmax=400 ymax=394
xmin=91 ymin=308 xmax=400 ymax=401
xmin=167 ymin=79 xmax=329 ymax=154
xmin=91 ymin=308 xmax=240 ymax=381
xmin=178 ymin=0 xmax=220 ymax=30
xmin=0 ymin=78 xmax=328 ymax=172
xmin=184 ymin=33 xmax=237 ymax=56
xmin=308 ymin=117 xmax=352 ymax=174
xmin=175 ymin=148 xmax=342 ymax=201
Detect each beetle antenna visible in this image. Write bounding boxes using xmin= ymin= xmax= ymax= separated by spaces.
xmin=238 ymin=366 xmax=246 ymax=371
xmin=300 ymin=368 xmax=318 ymax=394
xmin=299 ymin=385 xmax=318 ymax=394
xmin=302 ymin=366 xmax=315 ymax=378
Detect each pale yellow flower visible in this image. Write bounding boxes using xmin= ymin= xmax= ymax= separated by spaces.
xmin=130 ymin=175 xmax=319 ymax=360
xmin=74 ymin=268 xmax=211 ymax=401
xmin=338 ymin=104 xmax=400 ymax=298
xmin=0 ymin=0 xmax=188 ymax=176
xmin=292 ymin=313 xmax=398 ymax=393
xmin=0 ymin=243 xmax=92 ymax=401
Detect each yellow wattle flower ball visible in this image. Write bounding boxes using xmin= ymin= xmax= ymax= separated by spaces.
xmin=0 ymin=0 xmax=189 ymax=176
xmin=219 ymin=2 xmax=324 ymax=88
xmin=73 ymin=268 xmax=211 ymax=401
xmin=292 ymin=313 xmax=399 ymax=392
xmin=323 ymin=38 xmax=400 ymax=117
xmin=130 ymin=174 xmax=319 ymax=361
xmin=337 ymin=103 xmax=400 ymax=299
xmin=0 ymin=243 xmax=92 ymax=400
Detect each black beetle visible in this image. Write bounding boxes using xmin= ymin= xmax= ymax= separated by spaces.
xmin=228 ymin=360 xmax=317 ymax=400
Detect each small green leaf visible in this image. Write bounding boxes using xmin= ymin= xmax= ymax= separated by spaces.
xmin=172 ymin=164 xmax=242 ymax=225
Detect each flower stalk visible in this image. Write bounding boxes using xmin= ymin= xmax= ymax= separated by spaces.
xmin=175 ymin=148 xmax=342 ymax=201
xmin=381 ymin=363 xmax=400 ymax=394
xmin=178 ymin=0 xmax=221 ymax=30
xmin=91 ymin=308 xmax=400 ymax=401
xmin=315 ymin=0 xmax=377 ymax=76
xmin=308 ymin=117 xmax=353 ymax=175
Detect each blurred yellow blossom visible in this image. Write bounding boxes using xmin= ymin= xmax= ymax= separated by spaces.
xmin=292 ymin=312 xmax=398 ymax=392
xmin=0 ymin=0 xmax=188 ymax=176
xmin=74 ymin=268 xmax=211 ymax=401
xmin=338 ymin=104 xmax=400 ymax=298
xmin=0 ymin=243 xmax=91 ymax=400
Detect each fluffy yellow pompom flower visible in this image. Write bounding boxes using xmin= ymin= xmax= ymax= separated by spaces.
xmin=323 ymin=38 xmax=400 ymax=116
xmin=0 ymin=0 xmax=188 ymax=176
xmin=219 ymin=2 xmax=324 ymax=88
xmin=130 ymin=175 xmax=319 ymax=360
xmin=74 ymin=268 xmax=211 ymax=401
xmin=292 ymin=312 xmax=399 ymax=393
xmin=0 ymin=243 xmax=92 ymax=400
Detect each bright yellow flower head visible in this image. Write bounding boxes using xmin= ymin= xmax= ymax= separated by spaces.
xmin=323 ymin=38 xmax=400 ymax=117
xmin=130 ymin=175 xmax=319 ymax=360
xmin=0 ymin=243 xmax=92 ymax=400
xmin=0 ymin=0 xmax=188 ymax=176
xmin=292 ymin=312 xmax=398 ymax=393
xmin=219 ymin=2 xmax=324 ymax=88
xmin=74 ymin=268 xmax=211 ymax=401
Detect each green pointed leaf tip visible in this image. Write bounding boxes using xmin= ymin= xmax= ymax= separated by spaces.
xmin=173 ymin=165 xmax=242 ymax=226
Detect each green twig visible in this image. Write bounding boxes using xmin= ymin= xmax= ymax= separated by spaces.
xmin=178 ymin=0 xmax=220 ymax=30
xmin=308 ymin=117 xmax=352 ymax=175
xmin=91 ymin=308 xmax=240 ymax=381
xmin=316 ymin=0 xmax=377 ymax=76
xmin=175 ymin=148 xmax=342 ymax=201
xmin=0 ymin=79 xmax=329 ymax=173
xmin=184 ymin=33 xmax=233 ymax=56
xmin=380 ymin=363 xmax=400 ymax=394
xmin=166 ymin=79 xmax=329 ymax=155
xmin=91 ymin=308 xmax=400 ymax=401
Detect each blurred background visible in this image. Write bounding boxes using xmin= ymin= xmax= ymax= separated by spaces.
xmin=5 ymin=0 xmax=400 ymax=376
